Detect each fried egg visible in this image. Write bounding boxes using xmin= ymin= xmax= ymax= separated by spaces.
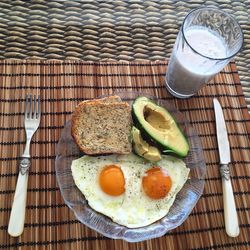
xmin=71 ymin=153 xmax=189 ymax=228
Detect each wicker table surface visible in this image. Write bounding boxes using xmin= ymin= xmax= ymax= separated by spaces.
xmin=0 ymin=0 xmax=249 ymax=110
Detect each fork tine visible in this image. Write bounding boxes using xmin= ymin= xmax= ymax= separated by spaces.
xmin=37 ymin=95 xmax=41 ymax=119
xmin=33 ymin=95 xmax=37 ymax=119
xmin=25 ymin=94 xmax=30 ymax=119
xmin=29 ymin=94 xmax=32 ymax=119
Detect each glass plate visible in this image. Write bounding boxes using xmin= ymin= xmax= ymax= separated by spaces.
xmin=55 ymin=91 xmax=206 ymax=242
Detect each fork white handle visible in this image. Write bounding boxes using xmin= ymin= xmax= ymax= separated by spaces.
xmin=8 ymin=161 xmax=29 ymax=237
xmin=8 ymin=94 xmax=40 ymax=237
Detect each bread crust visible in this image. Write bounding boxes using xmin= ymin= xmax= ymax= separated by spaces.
xmin=71 ymin=96 xmax=132 ymax=155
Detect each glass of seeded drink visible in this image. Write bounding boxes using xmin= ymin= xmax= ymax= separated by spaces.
xmin=165 ymin=7 xmax=243 ymax=98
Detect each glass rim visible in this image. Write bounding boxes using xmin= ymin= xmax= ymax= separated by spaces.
xmin=181 ymin=7 xmax=244 ymax=61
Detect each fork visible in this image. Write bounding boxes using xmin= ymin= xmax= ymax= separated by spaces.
xmin=8 ymin=94 xmax=41 ymax=237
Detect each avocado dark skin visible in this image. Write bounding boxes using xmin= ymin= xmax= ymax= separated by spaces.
xmin=132 ymin=96 xmax=189 ymax=157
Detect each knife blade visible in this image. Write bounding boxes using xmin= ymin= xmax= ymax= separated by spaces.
xmin=213 ymin=98 xmax=240 ymax=237
xmin=213 ymin=98 xmax=231 ymax=164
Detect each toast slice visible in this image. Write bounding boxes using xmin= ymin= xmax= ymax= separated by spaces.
xmin=71 ymin=96 xmax=132 ymax=155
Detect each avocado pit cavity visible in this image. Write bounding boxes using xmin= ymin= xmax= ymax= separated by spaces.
xmin=143 ymin=105 xmax=172 ymax=132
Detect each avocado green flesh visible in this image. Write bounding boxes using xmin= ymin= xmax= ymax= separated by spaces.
xmin=132 ymin=97 xmax=189 ymax=157
xmin=143 ymin=146 xmax=162 ymax=162
xmin=132 ymin=127 xmax=148 ymax=155
xmin=131 ymin=126 xmax=161 ymax=162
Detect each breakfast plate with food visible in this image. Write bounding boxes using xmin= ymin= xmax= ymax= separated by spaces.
xmin=55 ymin=91 xmax=206 ymax=242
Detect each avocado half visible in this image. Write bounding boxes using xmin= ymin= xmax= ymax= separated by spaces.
xmin=132 ymin=96 xmax=189 ymax=157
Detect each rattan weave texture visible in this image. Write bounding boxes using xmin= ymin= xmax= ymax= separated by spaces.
xmin=0 ymin=60 xmax=249 ymax=249
xmin=0 ymin=0 xmax=249 ymax=107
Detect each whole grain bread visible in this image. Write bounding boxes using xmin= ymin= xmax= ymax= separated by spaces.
xmin=71 ymin=96 xmax=132 ymax=155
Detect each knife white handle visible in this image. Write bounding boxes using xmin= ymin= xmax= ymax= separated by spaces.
xmin=8 ymin=172 xmax=29 ymax=237
xmin=221 ymin=164 xmax=240 ymax=237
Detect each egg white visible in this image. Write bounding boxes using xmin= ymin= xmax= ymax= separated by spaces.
xmin=71 ymin=155 xmax=125 ymax=214
xmin=71 ymin=153 xmax=190 ymax=228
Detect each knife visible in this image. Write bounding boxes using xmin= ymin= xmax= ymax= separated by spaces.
xmin=213 ymin=98 xmax=240 ymax=237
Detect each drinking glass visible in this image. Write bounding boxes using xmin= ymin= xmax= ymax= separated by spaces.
xmin=165 ymin=7 xmax=244 ymax=98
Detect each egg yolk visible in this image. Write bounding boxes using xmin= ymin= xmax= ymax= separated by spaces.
xmin=99 ymin=165 xmax=125 ymax=196
xmin=142 ymin=167 xmax=172 ymax=199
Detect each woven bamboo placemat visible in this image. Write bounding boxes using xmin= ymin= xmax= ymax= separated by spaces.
xmin=0 ymin=60 xmax=249 ymax=249
xmin=0 ymin=0 xmax=249 ymax=110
